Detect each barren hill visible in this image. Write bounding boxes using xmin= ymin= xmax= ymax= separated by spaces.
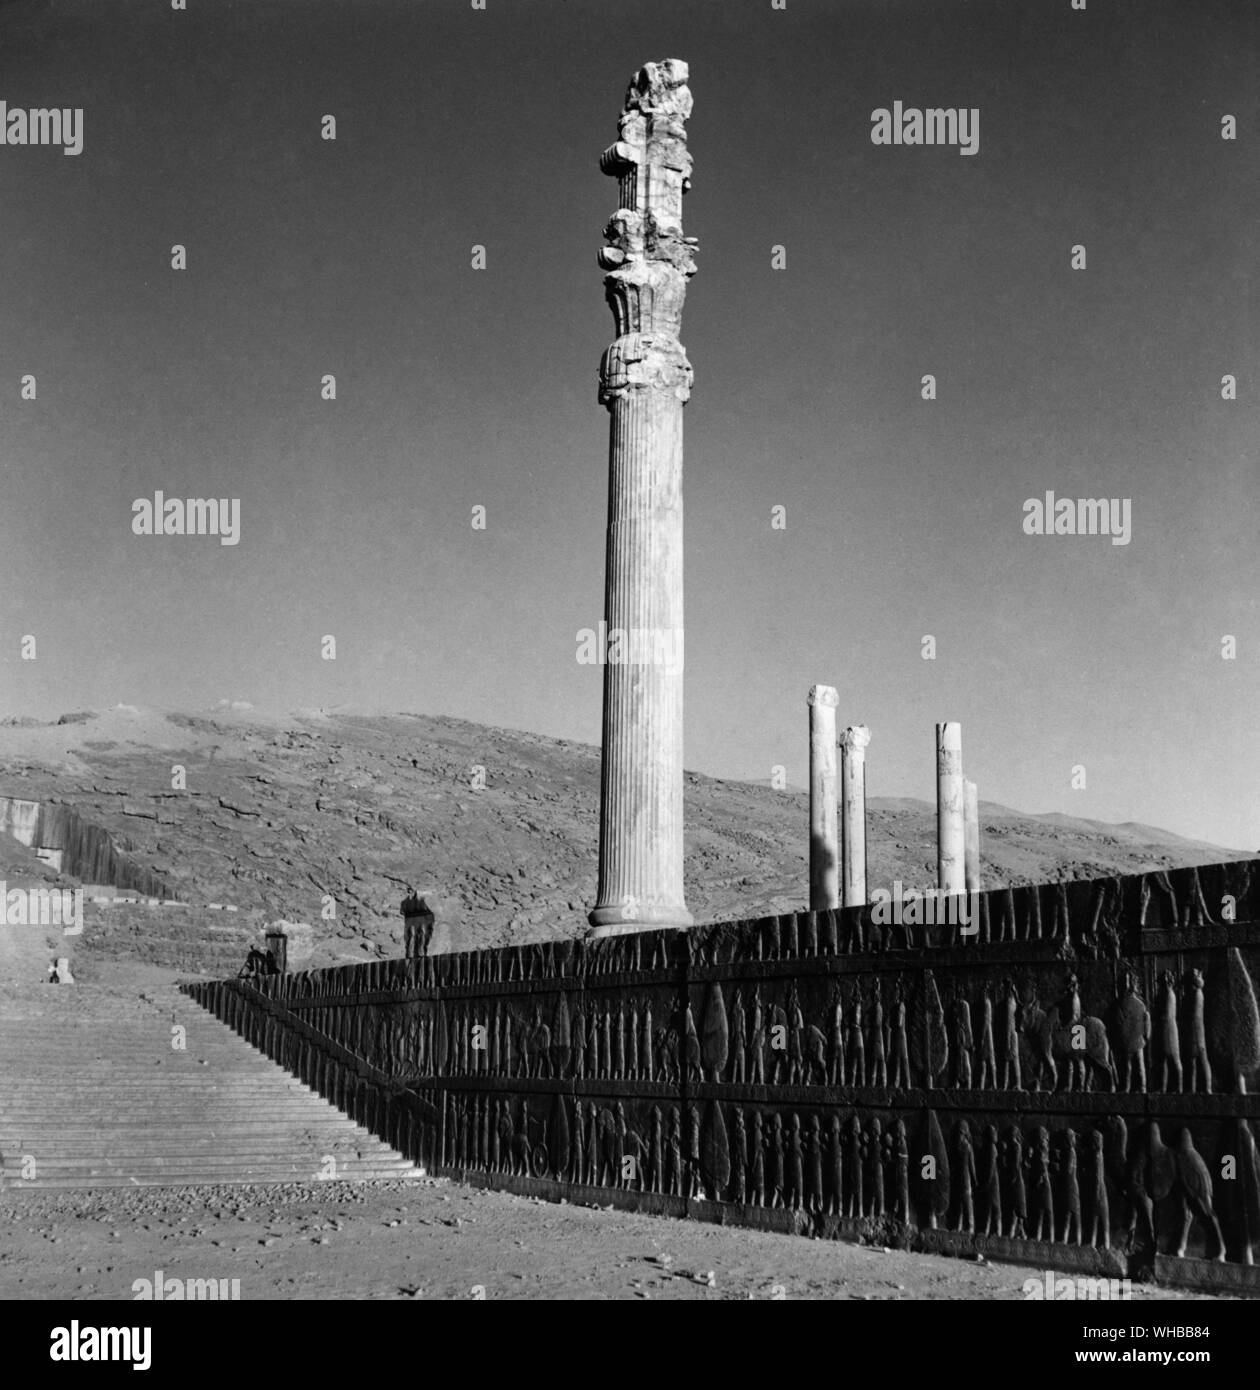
xmin=0 ymin=705 xmax=1240 ymax=973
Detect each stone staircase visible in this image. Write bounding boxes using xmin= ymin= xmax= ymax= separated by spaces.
xmin=0 ymin=968 xmax=422 ymax=1189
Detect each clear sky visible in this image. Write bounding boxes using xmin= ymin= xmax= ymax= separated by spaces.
xmin=1 ymin=0 xmax=1256 ymax=851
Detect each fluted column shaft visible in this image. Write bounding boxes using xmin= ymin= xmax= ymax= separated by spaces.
xmin=589 ymin=59 xmax=696 ymax=935
xmin=808 ymin=686 xmax=840 ymax=911
xmin=936 ymin=721 xmax=965 ymax=894
xmin=964 ymin=778 xmax=981 ymax=892
xmin=840 ymin=724 xmax=871 ymax=907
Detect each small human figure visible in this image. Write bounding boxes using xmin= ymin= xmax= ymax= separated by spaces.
xmin=829 ymin=987 xmax=846 ymax=1086
xmin=1186 ymin=968 xmax=1213 ymax=1093
xmin=976 ymin=981 xmax=997 ymax=1090
xmin=730 ymin=989 xmax=747 ymax=1084
xmin=867 ymin=1117 xmax=886 ymax=1218
xmin=950 ymin=987 xmax=974 ymax=1089
xmin=827 ymin=1115 xmax=845 ymax=1216
xmin=893 ymin=1118 xmax=911 ymax=1223
xmin=848 ymin=989 xmax=866 ymax=1088
xmin=626 ymin=1001 xmax=638 ymax=1081
xmin=731 ymin=1108 xmax=748 ymax=1205
xmin=787 ymin=1114 xmax=804 ymax=1210
xmin=1006 ymin=1126 xmax=1028 ymax=1239
xmin=955 ymin=1120 xmax=977 ymax=1234
xmin=890 ymin=980 xmax=911 ymax=1089
xmin=1000 ymin=978 xmax=1022 ymax=1091
xmin=805 ymin=1115 xmax=823 ymax=1214
xmin=979 ymin=1124 xmax=1002 ymax=1236
xmin=750 ymin=1111 xmax=766 ymax=1206
xmin=1086 ymin=1129 xmax=1110 ymax=1249
xmin=1061 ymin=1129 xmax=1082 ymax=1245
xmin=1155 ymin=971 xmax=1181 ymax=1093
xmin=868 ymin=980 xmax=888 ymax=1087
xmin=1030 ymin=1126 xmax=1055 ymax=1242
xmin=749 ymin=987 xmax=765 ymax=1085
xmin=768 ymin=1113 xmax=785 ymax=1209
xmin=845 ymin=1115 xmax=864 ymax=1218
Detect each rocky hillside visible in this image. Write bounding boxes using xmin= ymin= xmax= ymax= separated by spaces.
xmin=0 ymin=705 xmax=1241 ymax=973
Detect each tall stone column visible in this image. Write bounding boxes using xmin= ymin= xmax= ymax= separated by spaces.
xmin=839 ymin=724 xmax=871 ymax=907
xmin=964 ymin=779 xmax=981 ymax=892
xmin=808 ymin=686 xmax=840 ymax=911
xmin=589 ymin=60 xmax=697 ymax=935
xmin=936 ymin=722 xmax=965 ymax=895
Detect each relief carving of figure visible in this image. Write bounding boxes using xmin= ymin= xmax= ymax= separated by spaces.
xmin=954 ymin=1119 xmax=977 ymax=1234
xmin=848 ymin=988 xmax=866 ymax=1088
xmin=890 ymin=981 xmax=911 ymax=1089
xmin=1155 ymin=971 xmax=1181 ymax=1093
xmin=893 ymin=1117 xmax=911 ymax=1223
xmin=950 ymin=986 xmax=973 ymax=1090
xmin=845 ymin=1115 xmax=864 ymax=1218
xmin=1000 ymin=978 xmax=1022 ymax=1091
xmin=640 ymin=999 xmax=654 ymax=1082
xmin=731 ymin=1107 xmax=748 ymax=1205
xmin=1186 ymin=968 xmax=1213 ymax=1094
xmin=731 ymin=988 xmax=747 ymax=1084
xmin=806 ymin=1114 xmax=823 ymax=1213
xmin=827 ymin=1114 xmax=845 ymax=1216
xmin=867 ymin=1117 xmax=886 ymax=1218
xmin=1114 ymin=969 xmax=1150 ymax=1092
xmin=977 ymin=981 xmax=997 ymax=1089
xmin=750 ymin=1110 xmax=766 ymax=1206
xmin=1029 ymin=1125 xmax=1055 ymax=1242
xmin=1087 ymin=1128 xmax=1110 ymax=1249
xmin=749 ymin=986 xmax=766 ymax=1085
xmin=787 ymin=1113 xmax=804 ymax=1210
xmin=768 ymin=1113 xmax=785 ymax=1209
xmin=627 ymin=1001 xmax=639 ymax=1081
xmin=829 ymin=987 xmax=846 ymax=1086
xmin=869 ymin=980 xmax=888 ymax=1088
xmin=1006 ymin=1126 xmax=1028 ymax=1239
xmin=979 ymin=1123 xmax=1002 ymax=1236
xmin=1061 ymin=1129 xmax=1082 ymax=1246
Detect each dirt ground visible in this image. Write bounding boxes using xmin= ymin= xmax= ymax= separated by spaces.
xmin=0 ymin=1177 xmax=1216 ymax=1301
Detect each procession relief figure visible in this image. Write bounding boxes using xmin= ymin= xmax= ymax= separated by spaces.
xmin=868 ymin=1117 xmax=886 ymax=1218
xmin=893 ymin=1117 xmax=911 ymax=1223
xmin=976 ymin=982 xmax=997 ymax=1089
xmin=750 ymin=1111 xmax=766 ymax=1206
xmin=683 ymin=997 xmax=702 ymax=1083
xmin=626 ymin=1000 xmax=639 ymax=1080
xmin=731 ymin=1108 xmax=748 ymax=1205
xmin=490 ymin=1099 xmax=502 ymax=1174
xmin=979 ymin=1124 xmax=1002 ymax=1236
xmin=687 ymin=1103 xmax=703 ymax=1198
xmin=601 ymin=1000 xmax=613 ymax=1080
xmin=845 ymin=1115 xmax=864 ymax=1218
xmin=1115 ymin=969 xmax=1150 ymax=1092
xmin=491 ymin=1001 xmax=502 ymax=1075
xmin=1006 ymin=1127 xmax=1028 ymax=1238
xmin=641 ymin=998 xmax=654 ymax=1081
xmin=803 ymin=1115 xmax=821 ymax=1214
xmin=869 ymin=980 xmax=888 ymax=1088
xmin=786 ymin=985 xmax=805 ymax=1085
xmin=829 ymin=987 xmax=846 ymax=1085
xmin=649 ymin=1105 xmax=664 ymax=1194
xmin=955 ymin=1120 xmax=977 ymax=1234
xmin=1087 ymin=1129 xmax=1110 ymax=1249
xmin=586 ymin=1100 xmax=601 ymax=1185
xmin=787 ymin=1114 xmax=804 ymax=1210
xmin=667 ymin=1106 xmax=683 ymax=1197
xmin=1186 ymin=968 xmax=1213 ymax=1094
xmin=1061 ymin=1129 xmax=1082 ymax=1246
xmin=572 ymin=1005 xmax=586 ymax=1080
xmin=769 ymin=1113 xmax=785 ymax=1208
xmin=890 ymin=981 xmax=911 ymax=1089
xmin=750 ymin=987 xmax=766 ymax=1084
xmin=614 ymin=1103 xmax=629 ymax=1188
xmin=1156 ymin=971 xmax=1182 ymax=1093
xmin=1030 ymin=1126 xmax=1055 ymax=1242
xmin=827 ymin=1114 xmax=845 ymax=1215
xmin=731 ymin=988 xmax=747 ymax=1084
xmin=950 ymin=987 xmax=973 ymax=1090
xmin=614 ymin=1000 xmax=626 ymax=1080
xmin=849 ymin=988 xmax=867 ymax=1088
xmin=1000 ymin=978 xmax=1022 ymax=1091
xmin=588 ymin=1006 xmax=600 ymax=1079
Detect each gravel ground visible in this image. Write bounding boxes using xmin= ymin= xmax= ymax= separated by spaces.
xmin=0 ymin=1177 xmax=1216 ymax=1301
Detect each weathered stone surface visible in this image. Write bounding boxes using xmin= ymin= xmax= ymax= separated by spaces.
xmin=839 ymin=725 xmax=871 ymax=907
xmin=808 ymin=687 xmax=839 ymax=912
xmin=589 ymin=60 xmax=698 ymax=936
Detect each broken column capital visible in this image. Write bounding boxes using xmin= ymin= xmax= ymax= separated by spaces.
xmin=839 ymin=724 xmax=871 ymax=755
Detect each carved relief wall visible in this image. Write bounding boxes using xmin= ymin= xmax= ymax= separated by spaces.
xmin=184 ymin=859 xmax=1260 ymax=1293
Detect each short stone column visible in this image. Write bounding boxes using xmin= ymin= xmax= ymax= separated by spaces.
xmin=808 ymin=686 xmax=840 ymax=911
xmin=401 ymin=893 xmax=437 ymax=958
xmin=964 ymin=779 xmax=981 ymax=892
xmin=839 ymin=724 xmax=871 ymax=907
xmin=264 ymin=924 xmax=288 ymax=974
xmin=936 ymin=722 xmax=965 ymax=895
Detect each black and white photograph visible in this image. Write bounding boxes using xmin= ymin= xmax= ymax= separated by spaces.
xmin=0 ymin=0 xmax=1257 ymax=1349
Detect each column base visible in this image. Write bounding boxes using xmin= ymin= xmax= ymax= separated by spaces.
xmin=586 ymin=900 xmax=694 ymax=936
